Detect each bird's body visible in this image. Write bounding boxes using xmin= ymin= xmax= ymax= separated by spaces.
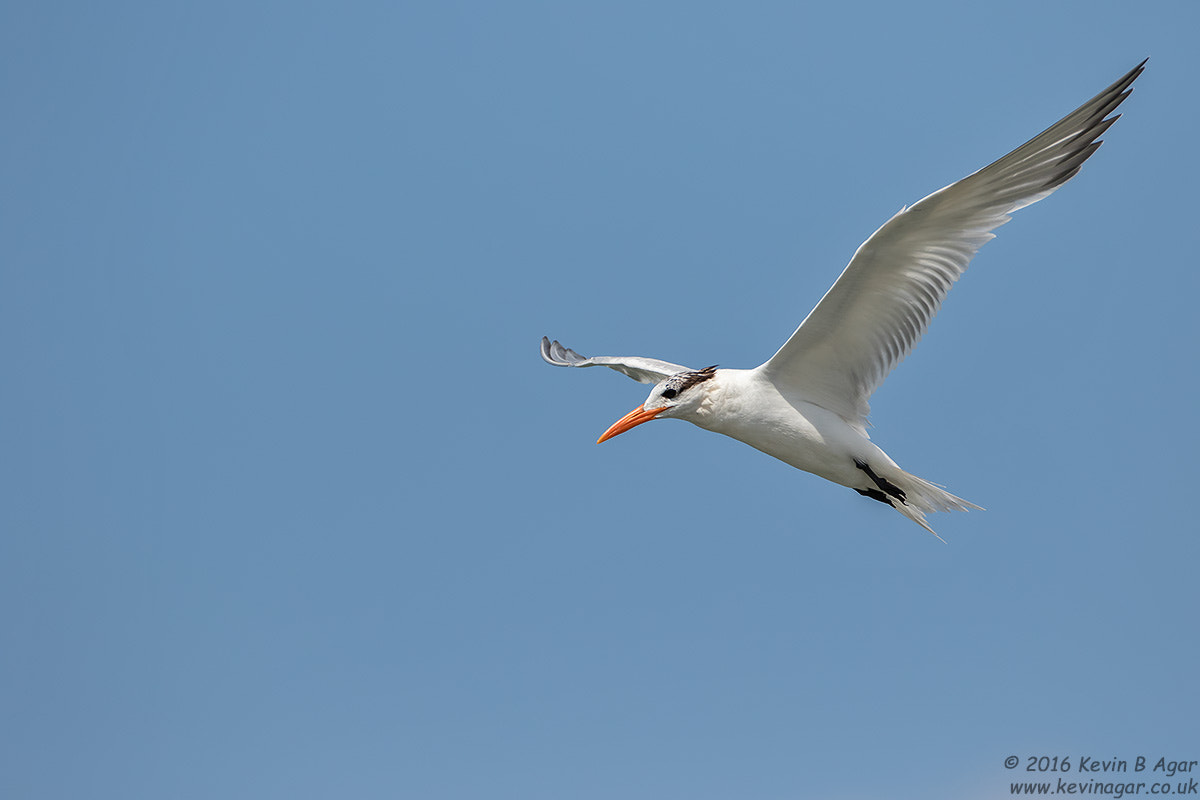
xmin=684 ymin=369 xmax=866 ymax=485
xmin=687 ymin=369 xmax=980 ymax=532
xmin=541 ymin=62 xmax=1144 ymax=537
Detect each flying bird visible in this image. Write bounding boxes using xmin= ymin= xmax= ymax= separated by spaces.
xmin=541 ymin=61 xmax=1144 ymax=537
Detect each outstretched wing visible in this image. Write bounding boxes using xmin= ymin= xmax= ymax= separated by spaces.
xmin=759 ymin=60 xmax=1145 ymax=424
xmin=541 ymin=337 xmax=692 ymax=384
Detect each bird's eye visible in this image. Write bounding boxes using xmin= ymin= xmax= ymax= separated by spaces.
xmin=661 ymin=388 xmax=678 ymax=399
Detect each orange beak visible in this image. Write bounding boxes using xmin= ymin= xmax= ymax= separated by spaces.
xmin=597 ymin=404 xmax=665 ymax=444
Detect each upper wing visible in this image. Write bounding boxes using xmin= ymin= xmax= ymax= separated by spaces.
xmin=541 ymin=336 xmax=692 ymax=384
xmin=759 ymin=60 xmax=1145 ymax=425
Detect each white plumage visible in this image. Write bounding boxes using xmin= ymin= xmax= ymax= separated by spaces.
xmin=542 ymin=61 xmax=1144 ymax=537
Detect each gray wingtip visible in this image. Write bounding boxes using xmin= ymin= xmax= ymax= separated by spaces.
xmin=540 ymin=336 xmax=588 ymax=367
xmin=540 ymin=335 xmax=559 ymax=365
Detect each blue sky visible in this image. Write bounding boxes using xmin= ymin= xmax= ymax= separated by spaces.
xmin=2 ymin=2 xmax=1197 ymax=799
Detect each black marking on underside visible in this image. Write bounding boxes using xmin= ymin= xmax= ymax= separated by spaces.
xmin=854 ymin=487 xmax=893 ymax=506
xmin=853 ymin=458 xmax=907 ymax=505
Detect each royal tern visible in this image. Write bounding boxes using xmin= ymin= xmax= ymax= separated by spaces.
xmin=541 ymin=61 xmax=1144 ymax=537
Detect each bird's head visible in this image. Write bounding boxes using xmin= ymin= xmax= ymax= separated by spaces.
xmin=597 ymin=365 xmax=719 ymax=443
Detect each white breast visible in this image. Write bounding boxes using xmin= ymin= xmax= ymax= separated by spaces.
xmin=690 ymin=369 xmax=883 ymax=488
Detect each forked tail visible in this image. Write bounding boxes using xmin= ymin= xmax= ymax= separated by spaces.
xmin=888 ymin=470 xmax=982 ymax=541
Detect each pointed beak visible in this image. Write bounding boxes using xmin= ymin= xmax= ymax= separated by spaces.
xmin=597 ymin=404 xmax=665 ymax=444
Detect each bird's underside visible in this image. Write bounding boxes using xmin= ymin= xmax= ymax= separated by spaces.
xmin=539 ymin=60 xmax=1145 ymax=538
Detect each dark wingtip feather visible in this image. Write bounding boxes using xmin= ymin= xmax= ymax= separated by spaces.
xmin=541 ymin=337 xmax=589 ymax=367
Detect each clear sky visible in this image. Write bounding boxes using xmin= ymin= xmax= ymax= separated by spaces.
xmin=2 ymin=2 xmax=1197 ymax=799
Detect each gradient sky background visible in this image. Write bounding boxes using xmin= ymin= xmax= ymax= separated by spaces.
xmin=3 ymin=2 xmax=1197 ymax=799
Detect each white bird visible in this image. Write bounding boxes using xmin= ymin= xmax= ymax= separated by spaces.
xmin=541 ymin=61 xmax=1144 ymax=538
